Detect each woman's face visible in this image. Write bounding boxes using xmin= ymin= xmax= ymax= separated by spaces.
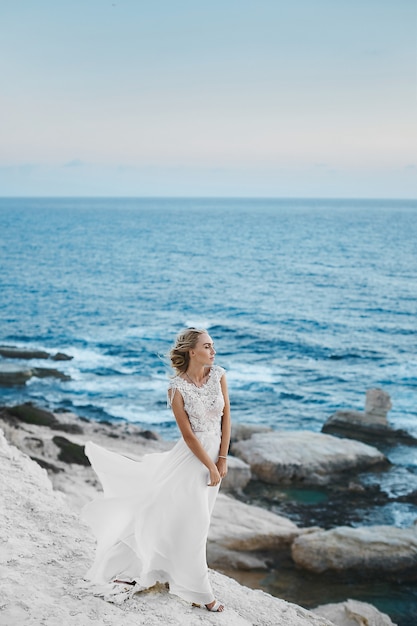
xmin=190 ymin=333 xmax=216 ymax=366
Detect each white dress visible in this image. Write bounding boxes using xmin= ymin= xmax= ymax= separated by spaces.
xmin=81 ymin=364 xmax=225 ymax=606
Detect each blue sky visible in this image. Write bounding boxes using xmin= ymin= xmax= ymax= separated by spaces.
xmin=1 ymin=0 xmax=416 ymax=197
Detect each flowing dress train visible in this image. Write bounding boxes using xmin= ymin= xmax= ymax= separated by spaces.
xmin=81 ymin=365 xmax=225 ymax=606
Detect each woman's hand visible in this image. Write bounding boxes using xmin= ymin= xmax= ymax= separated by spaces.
xmin=208 ymin=465 xmax=222 ymax=487
xmin=216 ymin=457 xmax=228 ymax=479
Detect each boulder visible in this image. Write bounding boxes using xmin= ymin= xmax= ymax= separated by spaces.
xmin=231 ymin=431 xmax=387 ymax=486
xmin=32 ymin=367 xmax=71 ymax=381
xmin=0 ymin=364 xmax=33 ymax=386
xmin=52 ymin=352 xmax=73 ymax=361
xmin=322 ymin=388 xmax=417 ymax=445
xmin=8 ymin=403 xmax=60 ymax=427
xmin=312 ymin=599 xmax=396 ymax=626
xmin=221 ymin=455 xmax=251 ymax=491
xmin=210 ymin=493 xmax=303 ymax=551
xmin=364 ymin=389 xmax=392 ymax=423
xmin=0 ymin=345 xmax=72 ymax=360
xmin=291 ymin=524 xmax=417 ymax=579
xmin=208 ymin=493 xmax=311 ymax=571
xmin=0 ymin=346 xmax=50 ymax=359
xmin=231 ymin=423 xmax=273 ymax=443
xmin=0 ymin=364 xmax=71 ymax=386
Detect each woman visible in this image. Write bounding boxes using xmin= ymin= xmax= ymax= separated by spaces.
xmin=81 ymin=328 xmax=231 ymax=613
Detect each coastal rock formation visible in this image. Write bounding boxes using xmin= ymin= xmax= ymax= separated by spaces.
xmin=231 ymin=431 xmax=387 ymax=486
xmin=231 ymin=422 xmax=273 ymax=443
xmin=0 ymin=429 xmax=334 ymax=626
xmin=208 ymin=493 xmax=311 ymax=570
xmin=312 ymin=599 xmax=397 ymax=626
xmin=322 ymin=388 xmax=417 ymax=445
xmin=221 ymin=455 xmax=252 ymax=491
xmin=0 ymin=364 xmax=71 ymax=386
xmin=0 ymin=363 xmax=33 ymax=386
xmin=0 ymin=345 xmax=73 ymax=360
xmin=365 ymin=388 xmax=392 ymax=421
xmin=291 ymin=524 xmax=417 ymax=580
xmin=0 ymin=345 xmax=73 ymax=385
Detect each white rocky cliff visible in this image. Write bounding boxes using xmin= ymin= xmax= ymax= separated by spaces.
xmin=0 ymin=429 xmax=334 ymax=626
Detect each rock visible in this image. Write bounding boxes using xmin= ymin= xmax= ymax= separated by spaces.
xmin=0 ymin=429 xmax=335 ymax=626
xmin=8 ymin=403 xmax=58 ymax=427
xmin=312 ymin=599 xmax=397 ymax=626
xmin=0 ymin=364 xmax=33 ymax=386
xmin=5 ymin=402 xmax=57 ymax=427
xmin=322 ymin=389 xmax=417 ymax=445
xmin=232 ymin=431 xmax=387 ymax=486
xmin=210 ymin=493 xmax=303 ymax=552
xmin=0 ymin=345 xmax=50 ymax=359
xmin=291 ymin=524 xmax=417 ymax=580
xmin=0 ymin=364 xmax=71 ymax=386
xmin=52 ymin=435 xmax=90 ymax=466
xmin=221 ymin=456 xmax=252 ymax=491
xmin=365 ymin=389 xmax=392 ymax=422
xmin=52 ymin=352 xmax=73 ymax=361
xmin=208 ymin=493 xmax=319 ymax=571
xmin=32 ymin=367 xmax=71 ymax=381
xmin=322 ymin=411 xmax=417 ymax=445
xmin=0 ymin=345 xmax=72 ymax=361
xmin=3 ymin=403 xmax=83 ymax=434
xmin=137 ymin=430 xmax=159 ymax=441
xmin=231 ymin=423 xmax=273 ymax=443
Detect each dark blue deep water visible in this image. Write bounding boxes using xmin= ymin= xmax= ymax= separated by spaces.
xmin=1 ymin=197 xmax=416 ymax=623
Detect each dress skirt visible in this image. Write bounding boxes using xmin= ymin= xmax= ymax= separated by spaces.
xmin=81 ymin=431 xmax=221 ymax=605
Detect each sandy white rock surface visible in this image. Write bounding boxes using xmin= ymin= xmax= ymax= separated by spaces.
xmin=0 ymin=429 xmax=335 ymax=626
xmin=232 ymin=431 xmax=387 ymax=485
xmin=292 ymin=524 xmax=417 ymax=575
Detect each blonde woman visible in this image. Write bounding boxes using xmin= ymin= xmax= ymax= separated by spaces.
xmin=82 ymin=328 xmax=231 ymax=613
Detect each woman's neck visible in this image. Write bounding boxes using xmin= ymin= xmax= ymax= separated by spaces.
xmin=185 ymin=364 xmax=210 ymax=384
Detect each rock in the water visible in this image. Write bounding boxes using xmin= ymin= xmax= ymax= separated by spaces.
xmin=0 ymin=364 xmax=33 ymax=386
xmin=0 ymin=364 xmax=71 ymax=386
xmin=322 ymin=388 xmax=417 ymax=445
xmin=231 ymin=431 xmax=387 ymax=486
xmin=221 ymin=455 xmax=251 ymax=491
xmin=365 ymin=388 xmax=392 ymax=422
xmin=0 ymin=346 xmax=50 ymax=359
xmin=32 ymin=367 xmax=71 ymax=381
xmin=208 ymin=493 xmax=308 ymax=570
xmin=312 ymin=598 xmax=397 ymax=626
xmin=0 ymin=345 xmax=73 ymax=361
xmin=51 ymin=352 xmax=73 ymax=361
xmin=291 ymin=524 xmax=417 ymax=579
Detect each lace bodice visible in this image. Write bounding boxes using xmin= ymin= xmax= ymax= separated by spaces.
xmin=168 ymin=365 xmax=225 ymax=435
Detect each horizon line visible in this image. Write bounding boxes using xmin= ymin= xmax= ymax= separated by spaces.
xmin=0 ymin=195 xmax=416 ymax=202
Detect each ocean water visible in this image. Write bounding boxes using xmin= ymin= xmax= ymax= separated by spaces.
xmin=1 ymin=197 xmax=417 ymax=623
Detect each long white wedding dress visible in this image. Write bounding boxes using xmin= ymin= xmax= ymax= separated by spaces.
xmin=81 ymin=364 xmax=225 ymax=606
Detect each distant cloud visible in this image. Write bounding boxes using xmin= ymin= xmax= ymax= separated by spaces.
xmin=404 ymin=164 xmax=416 ymax=170
xmin=63 ymin=159 xmax=85 ymax=168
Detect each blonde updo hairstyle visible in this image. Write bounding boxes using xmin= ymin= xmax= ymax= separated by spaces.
xmin=169 ymin=327 xmax=207 ymax=375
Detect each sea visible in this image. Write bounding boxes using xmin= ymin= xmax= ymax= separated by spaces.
xmin=1 ymin=197 xmax=416 ymax=624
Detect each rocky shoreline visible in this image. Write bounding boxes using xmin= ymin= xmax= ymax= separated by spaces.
xmin=1 ymin=346 xmax=416 ymax=624
xmin=0 ymin=399 xmax=413 ymax=625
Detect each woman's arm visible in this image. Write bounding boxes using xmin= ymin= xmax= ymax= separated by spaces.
xmin=169 ymin=388 xmax=221 ymax=486
xmin=216 ymin=373 xmax=231 ymax=478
